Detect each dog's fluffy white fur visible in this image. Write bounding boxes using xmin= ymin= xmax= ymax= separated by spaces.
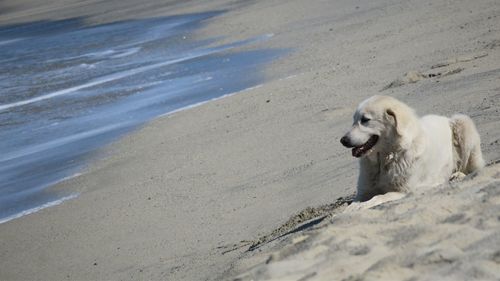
xmin=341 ymin=95 xmax=485 ymax=202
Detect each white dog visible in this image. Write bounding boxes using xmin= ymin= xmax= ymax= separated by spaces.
xmin=341 ymin=95 xmax=485 ymax=204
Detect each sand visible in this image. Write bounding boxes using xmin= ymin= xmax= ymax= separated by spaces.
xmin=1 ymin=0 xmax=500 ymax=280
xmin=233 ymin=163 xmax=500 ymax=281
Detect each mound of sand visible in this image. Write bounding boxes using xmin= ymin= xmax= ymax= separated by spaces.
xmin=233 ymin=163 xmax=500 ymax=281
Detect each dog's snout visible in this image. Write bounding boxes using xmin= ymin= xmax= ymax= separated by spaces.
xmin=340 ymin=136 xmax=353 ymax=147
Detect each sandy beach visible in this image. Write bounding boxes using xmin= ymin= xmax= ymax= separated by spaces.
xmin=1 ymin=0 xmax=499 ymax=280
xmin=233 ymin=163 xmax=500 ymax=281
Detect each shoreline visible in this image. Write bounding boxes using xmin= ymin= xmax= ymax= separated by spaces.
xmin=0 ymin=193 xmax=79 ymax=225
xmin=0 ymin=8 xmax=280 ymax=223
xmin=0 ymin=80 xmax=269 ymax=225
xmin=1 ymin=0 xmax=500 ymax=280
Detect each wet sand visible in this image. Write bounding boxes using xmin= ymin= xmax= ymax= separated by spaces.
xmin=1 ymin=0 xmax=500 ymax=280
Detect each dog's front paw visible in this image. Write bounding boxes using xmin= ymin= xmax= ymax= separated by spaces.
xmin=449 ymin=172 xmax=466 ymax=182
xmin=343 ymin=192 xmax=406 ymax=213
xmin=344 ymin=202 xmax=364 ymax=213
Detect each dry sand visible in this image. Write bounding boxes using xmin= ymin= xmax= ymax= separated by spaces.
xmin=1 ymin=0 xmax=500 ymax=280
xmin=233 ymin=163 xmax=500 ymax=281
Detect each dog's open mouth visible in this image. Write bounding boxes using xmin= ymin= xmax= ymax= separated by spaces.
xmin=352 ymin=135 xmax=379 ymax=157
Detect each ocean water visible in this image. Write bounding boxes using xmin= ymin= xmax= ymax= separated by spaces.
xmin=0 ymin=12 xmax=282 ymax=223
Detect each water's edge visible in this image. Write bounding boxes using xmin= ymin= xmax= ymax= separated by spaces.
xmin=0 ymin=12 xmax=283 ymax=223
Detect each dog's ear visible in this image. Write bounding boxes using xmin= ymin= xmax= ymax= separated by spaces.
xmin=386 ymin=108 xmax=405 ymax=136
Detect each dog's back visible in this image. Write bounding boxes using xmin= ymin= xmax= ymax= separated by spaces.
xmin=450 ymin=114 xmax=485 ymax=174
xmin=413 ymin=115 xmax=453 ymax=186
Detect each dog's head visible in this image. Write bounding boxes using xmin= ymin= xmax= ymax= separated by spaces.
xmin=340 ymin=95 xmax=417 ymax=158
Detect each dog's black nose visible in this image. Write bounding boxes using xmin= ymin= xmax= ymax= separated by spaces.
xmin=340 ymin=136 xmax=351 ymax=147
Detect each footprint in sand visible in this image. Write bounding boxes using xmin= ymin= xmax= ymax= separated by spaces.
xmin=380 ymin=52 xmax=488 ymax=91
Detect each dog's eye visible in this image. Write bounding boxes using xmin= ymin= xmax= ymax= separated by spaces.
xmin=360 ymin=116 xmax=371 ymax=124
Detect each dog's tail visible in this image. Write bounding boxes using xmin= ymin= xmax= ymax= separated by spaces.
xmin=450 ymin=114 xmax=485 ymax=174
